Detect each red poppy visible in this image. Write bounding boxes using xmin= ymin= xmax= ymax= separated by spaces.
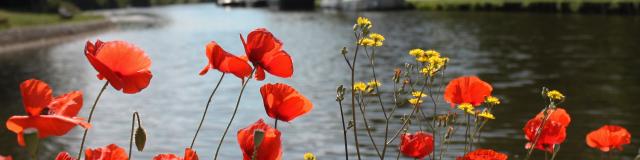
xmin=399 ymin=131 xmax=434 ymax=159
xmin=55 ymin=152 xmax=76 ymax=160
xmin=153 ymin=148 xmax=199 ymax=160
xmin=456 ymin=149 xmax=508 ymax=160
xmin=260 ymin=83 xmax=313 ymax=122
xmin=586 ymin=125 xmax=631 ymax=152
xmin=199 ymin=41 xmax=253 ymax=79
xmin=237 ymin=119 xmax=282 ymax=160
xmin=240 ymin=28 xmax=293 ymax=81
xmin=85 ymin=40 xmax=152 ymax=94
xmin=523 ymin=108 xmax=571 ymax=152
xmin=5 ymin=79 xmax=91 ymax=147
xmin=85 ymin=144 xmax=128 ymax=160
xmin=0 ymin=155 xmax=12 ymax=160
xmin=444 ymin=76 xmax=493 ymax=107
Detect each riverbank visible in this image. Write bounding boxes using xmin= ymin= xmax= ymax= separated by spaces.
xmin=407 ymin=0 xmax=640 ymax=14
xmin=0 ymin=8 xmax=165 ymax=54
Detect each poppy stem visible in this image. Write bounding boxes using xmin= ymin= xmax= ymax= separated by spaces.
xmin=274 ymin=119 xmax=278 ymax=129
xmin=190 ymin=73 xmax=226 ymax=149
xmin=128 ymin=112 xmax=141 ymax=159
xmin=77 ymin=81 xmax=109 ymax=159
xmin=213 ymin=69 xmax=254 ymax=160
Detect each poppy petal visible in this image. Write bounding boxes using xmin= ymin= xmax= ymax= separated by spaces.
xmin=261 ymin=51 xmax=293 ymax=78
xmin=86 ymin=40 xmax=152 ymax=94
xmin=237 ymin=119 xmax=282 ymax=160
xmin=20 ymin=79 xmax=53 ymax=116
xmin=49 ymin=91 xmax=83 ymax=117
xmin=6 ymin=116 xmax=91 ymax=146
xmin=184 ymin=148 xmax=199 ymax=160
xmin=255 ymin=66 xmax=266 ymax=81
xmin=85 ymin=144 xmax=128 ymax=160
xmin=275 ymin=97 xmax=312 ymax=122
xmin=201 ymin=42 xmax=253 ymax=79
xmin=85 ymin=52 xmax=124 ymax=90
xmin=55 ymin=152 xmax=76 ymax=160
xmin=120 ymin=70 xmax=153 ymax=94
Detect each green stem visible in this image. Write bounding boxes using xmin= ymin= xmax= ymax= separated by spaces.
xmin=128 ymin=112 xmax=141 ymax=159
xmin=213 ymin=69 xmax=255 ymax=160
xmin=190 ymin=73 xmax=226 ymax=149
xmin=525 ymin=108 xmax=551 ymax=160
xmin=356 ymin=93 xmax=383 ymax=159
xmin=351 ymin=31 xmax=362 ymax=160
xmin=338 ymin=98 xmax=349 ymax=160
xmin=77 ymin=81 xmax=109 ymax=159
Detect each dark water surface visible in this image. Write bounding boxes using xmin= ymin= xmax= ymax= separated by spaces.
xmin=1 ymin=4 xmax=640 ymax=159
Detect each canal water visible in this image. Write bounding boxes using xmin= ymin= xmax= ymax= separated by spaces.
xmin=1 ymin=3 xmax=640 ymax=159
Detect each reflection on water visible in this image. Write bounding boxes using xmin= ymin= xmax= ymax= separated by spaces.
xmin=1 ymin=4 xmax=640 ymax=159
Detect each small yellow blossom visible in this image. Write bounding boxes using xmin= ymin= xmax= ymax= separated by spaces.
xmin=408 ymin=98 xmax=424 ymax=105
xmin=409 ymin=49 xmax=424 ymax=56
xmin=367 ymin=80 xmax=381 ymax=88
xmin=369 ymin=33 xmax=385 ymax=42
xmin=358 ymin=38 xmax=375 ymax=46
xmin=374 ymin=41 xmax=383 ymax=47
xmin=416 ymin=56 xmax=429 ymax=62
xmin=457 ymin=103 xmax=474 ymax=114
xmin=304 ymin=152 xmax=316 ymax=160
xmin=547 ymin=90 xmax=565 ymax=101
xmin=353 ymin=82 xmax=368 ymax=92
xmin=485 ymin=96 xmax=500 ymax=105
xmin=412 ymin=91 xmax=427 ymax=98
xmin=478 ymin=110 xmax=495 ymax=120
xmin=357 ymin=17 xmax=372 ymax=28
xmin=425 ymin=49 xmax=440 ymax=57
xmin=420 ymin=67 xmax=436 ymax=76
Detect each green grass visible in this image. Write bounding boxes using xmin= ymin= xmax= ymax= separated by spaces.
xmin=407 ymin=0 xmax=640 ymax=11
xmin=0 ymin=10 xmax=104 ymax=31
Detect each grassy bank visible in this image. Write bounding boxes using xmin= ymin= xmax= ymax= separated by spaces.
xmin=0 ymin=10 xmax=103 ymax=30
xmin=407 ymin=0 xmax=640 ymax=13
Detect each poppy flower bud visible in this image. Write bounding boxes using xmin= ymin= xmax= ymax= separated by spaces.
xmin=135 ymin=127 xmax=146 ymax=151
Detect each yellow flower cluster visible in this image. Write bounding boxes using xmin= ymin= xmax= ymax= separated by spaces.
xmin=304 ymin=152 xmax=316 ymax=160
xmin=353 ymin=82 xmax=367 ymax=92
xmin=356 ymin=17 xmax=372 ymax=29
xmin=353 ymin=80 xmax=381 ymax=93
xmin=457 ymin=103 xmax=475 ymax=114
xmin=409 ymin=49 xmax=449 ymax=76
xmin=485 ymin=96 xmax=500 ymax=105
xmin=358 ymin=38 xmax=375 ymax=46
xmin=358 ymin=33 xmax=385 ymax=47
xmin=478 ymin=110 xmax=495 ymax=120
xmin=367 ymin=80 xmax=381 ymax=88
xmin=412 ymin=91 xmax=427 ymax=98
xmin=547 ymin=90 xmax=565 ymax=101
xmin=408 ymin=98 xmax=423 ymax=105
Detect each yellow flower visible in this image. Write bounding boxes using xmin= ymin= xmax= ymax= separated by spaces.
xmin=547 ymin=90 xmax=565 ymax=101
xmin=409 ymin=49 xmax=424 ymax=56
xmin=353 ymin=82 xmax=368 ymax=92
xmin=478 ymin=110 xmax=495 ymax=120
xmin=416 ymin=56 xmax=428 ymax=62
xmin=304 ymin=152 xmax=316 ymax=160
xmin=369 ymin=33 xmax=385 ymax=42
xmin=425 ymin=49 xmax=440 ymax=57
xmin=367 ymin=80 xmax=381 ymax=88
xmin=485 ymin=96 xmax=500 ymax=105
xmin=358 ymin=38 xmax=375 ymax=46
xmin=457 ymin=103 xmax=474 ymax=114
xmin=357 ymin=17 xmax=372 ymax=28
xmin=420 ymin=67 xmax=436 ymax=76
xmin=408 ymin=98 xmax=423 ymax=105
xmin=412 ymin=91 xmax=427 ymax=98
xmin=374 ymin=41 xmax=383 ymax=47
